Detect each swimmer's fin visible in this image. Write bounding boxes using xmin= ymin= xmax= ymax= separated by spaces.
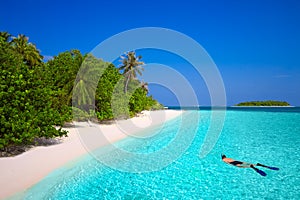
xmin=251 ymin=165 xmax=267 ymax=176
xmin=257 ymin=163 xmax=279 ymax=171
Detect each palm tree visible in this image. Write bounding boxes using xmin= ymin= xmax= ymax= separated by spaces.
xmin=11 ymin=34 xmax=43 ymax=67
xmin=0 ymin=31 xmax=11 ymax=42
xmin=141 ymin=81 xmax=149 ymax=93
xmin=119 ymin=51 xmax=144 ymax=93
xmin=72 ymin=54 xmax=104 ymax=111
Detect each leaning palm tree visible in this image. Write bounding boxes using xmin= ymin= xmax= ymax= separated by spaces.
xmin=11 ymin=34 xmax=43 ymax=67
xmin=119 ymin=51 xmax=144 ymax=93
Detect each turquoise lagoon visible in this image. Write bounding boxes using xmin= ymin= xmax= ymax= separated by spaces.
xmin=20 ymin=108 xmax=300 ymax=199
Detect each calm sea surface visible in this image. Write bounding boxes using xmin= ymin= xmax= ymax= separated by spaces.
xmin=19 ymin=108 xmax=300 ymax=199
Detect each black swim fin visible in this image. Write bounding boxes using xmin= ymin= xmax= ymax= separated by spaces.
xmin=251 ymin=165 xmax=267 ymax=176
xmin=257 ymin=163 xmax=279 ymax=171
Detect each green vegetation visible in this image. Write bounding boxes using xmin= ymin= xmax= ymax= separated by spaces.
xmin=0 ymin=31 xmax=163 ymax=151
xmin=119 ymin=51 xmax=144 ymax=93
xmin=0 ymin=32 xmax=67 ymax=150
xmin=235 ymin=100 xmax=290 ymax=106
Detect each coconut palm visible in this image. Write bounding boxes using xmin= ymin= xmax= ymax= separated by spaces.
xmin=11 ymin=34 xmax=43 ymax=67
xmin=0 ymin=31 xmax=11 ymax=42
xmin=72 ymin=54 xmax=104 ymax=111
xmin=119 ymin=51 xmax=144 ymax=93
xmin=141 ymin=81 xmax=149 ymax=93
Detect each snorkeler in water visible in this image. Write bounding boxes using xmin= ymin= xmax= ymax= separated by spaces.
xmin=221 ymin=154 xmax=279 ymax=176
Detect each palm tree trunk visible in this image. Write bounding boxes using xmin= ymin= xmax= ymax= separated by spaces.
xmin=124 ymin=73 xmax=131 ymax=93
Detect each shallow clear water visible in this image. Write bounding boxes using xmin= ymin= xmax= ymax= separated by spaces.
xmin=21 ymin=109 xmax=300 ymax=199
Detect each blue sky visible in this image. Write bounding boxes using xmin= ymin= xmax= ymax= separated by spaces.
xmin=1 ymin=0 xmax=300 ymax=106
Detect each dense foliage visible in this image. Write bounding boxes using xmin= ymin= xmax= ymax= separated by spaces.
xmin=235 ymin=100 xmax=290 ymax=106
xmin=43 ymin=50 xmax=84 ymax=121
xmin=0 ymin=33 xmax=67 ymax=149
xmin=0 ymin=32 xmax=163 ymax=150
xmin=95 ymin=61 xmax=123 ymax=120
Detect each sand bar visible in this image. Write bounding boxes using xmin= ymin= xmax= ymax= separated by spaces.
xmin=0 ymin=110 xmax=182 ymax=199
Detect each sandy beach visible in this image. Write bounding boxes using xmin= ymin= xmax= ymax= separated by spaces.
xmin=0 ymin=110 xmax=182 ymax=199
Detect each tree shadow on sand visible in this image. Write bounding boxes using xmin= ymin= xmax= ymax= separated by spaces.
xmin=0 ymin=137 xmax=63 ymax=157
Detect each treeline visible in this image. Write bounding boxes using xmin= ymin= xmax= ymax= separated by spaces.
xmin=0 ymin=32 xmax=163 ymax=150
xmin=235 ymin=100 xmax=290 ymax=106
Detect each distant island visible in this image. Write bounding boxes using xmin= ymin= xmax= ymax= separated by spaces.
xmin=235 ymin=100 xmax=291 ymax=107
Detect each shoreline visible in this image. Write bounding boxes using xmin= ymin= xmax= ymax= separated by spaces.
xmin=0 ymin=110 xmax=183 ymax=199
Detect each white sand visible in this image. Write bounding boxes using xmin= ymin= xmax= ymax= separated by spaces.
xmin=0 ymin=110 xmax=182 ymax=199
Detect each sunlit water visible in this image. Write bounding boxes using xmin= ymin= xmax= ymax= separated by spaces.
xmin=18 ymin=108 xmax=300 ymax=199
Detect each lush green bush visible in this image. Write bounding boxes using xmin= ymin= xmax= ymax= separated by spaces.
xmin=96 ymin=64 xmax=125 ymax=120
xmin=0 ymin=32 xmax=163 ymax=149
xmin=72 ymin=107 xmax=90 ymax=121
xmin=44 ymin=50 xmax=83 ymax=121
xmin=94 ymin=59 xmax=162 ymax=120
xmin=129 ymin=87 xmax=154 ymax=116
xmin=0 ymin=36 xmax=67 ymax=149
xmin=149 ymin=100 xmax=164 ymax=110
